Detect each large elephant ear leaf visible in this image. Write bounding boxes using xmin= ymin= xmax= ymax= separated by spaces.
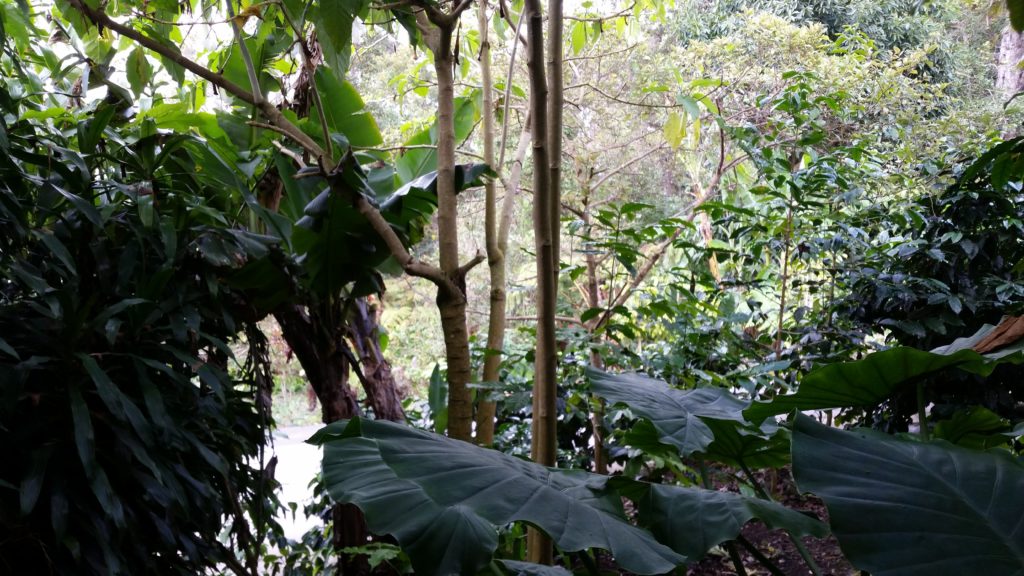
xmin=612 ymin=478 xmax=828 ymax=559
xmin=311 ymin=420 xmax=497 ymax=575
xmin=312 ymin=418 xmax=685 ymax=575
xmin=587 ymin=367 xmax=748 ymax=456
xmin=792 ymin=414 xmax=1024 ymax=576
xmin=745 ymin=327 xmax=1024 ymax=422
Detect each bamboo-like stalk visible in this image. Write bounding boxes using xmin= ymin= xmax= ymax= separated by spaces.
xmin=547 ymin=0 xmax=563 ymax=291
xmin=523 ymin=0 xmax=557 ymax=565
xmin=476 ymin=0 xmax=501 ymax=446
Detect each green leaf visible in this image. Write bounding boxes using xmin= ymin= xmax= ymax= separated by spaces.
xmin=314 ymin=0 xmax=369 ymax=80
xmin=427 ymin=363 xmax=447 ymax=433
xmin=1010 ymin=0 xmax=1024 ymax=32
xmin=125 ymin=47 xmax=152 ymax=97
xmin=613 ymin=478 xmax=828 ymax=559
xmin=77 ymin=103 xmax=117 ymax=156
xmin=933 ymin=406 xmax=1011 ymax=450
xmin=700 ymin=418 xmax=791 ymax=468
xmin=588 ymin=368 xmax=747 ymax=456
xmin=20 ymin=447 xmax=52 ymax=516
xmin=0 ymin=336 xmax=20 ymax=360
xmin=570 ymin=21 xmax=587 ymax=54
xmin=312 ymin=68 xmax=383 ymax=148
xmin=382 ymin=162 xmax=493 ymax=209
xmin=663 ymin=111 xmax=684 ymax=150
xmin=745 ymin=330 xmax=1024 ymax=422
xmin=77 ymin=353 xmax=153 ymax=443
xmin=793 ymin=414 xmax=1024 ymax=576
xmin=313 ymin=418 xmax=685 ymax=575
xmin=69 ymin=384 xmax=96 ymax=475
xmin=580 ymin=307 xmax=603 ymax=323
xmin=675 ymin=94 xmax=701 ymax=120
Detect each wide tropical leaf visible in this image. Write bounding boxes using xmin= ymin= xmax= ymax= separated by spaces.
xmin=312 ymin=69 xmax=382 ymax=147
xmin=497 ymin=560 xmax=572 ymax=576
xmin=793 ymin=414 xmax=1024 ymax=576
xmin=613 ymin=478 xmax=828 ymax=559
xmin=746 ymin=324 xmax=1024 ymax=422
xmin=311 ymin=418 xmax=685 ymax=575
xmin=588 ymin=368 xmax=748 ymax=456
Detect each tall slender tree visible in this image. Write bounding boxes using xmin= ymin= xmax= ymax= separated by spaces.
xmin=522 ymin=0 xmax=562 ymax=564
xmin=475 ymin=0 xmax=532 ymax=445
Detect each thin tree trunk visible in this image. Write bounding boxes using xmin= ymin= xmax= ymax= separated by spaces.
xmin=524 ymin=0 xmax=556 ymax=565
xmin=478 ymin=119 xmax=532 ymax=444
xmin=547 ymin=0 xmax=563 ymax=291
xmin=408 ymin=10 xmax=475 ymax=442
xmin=477 ymin=0 xmax=501 ymax=446
xmin=997 ymin=26 xmax=1024 ymax=97
xmin=583 ymin=197 xmax=608 ymax=474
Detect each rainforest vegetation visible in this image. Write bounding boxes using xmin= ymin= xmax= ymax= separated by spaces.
xmin=2 ymin=0 xmax=1024 ymax=574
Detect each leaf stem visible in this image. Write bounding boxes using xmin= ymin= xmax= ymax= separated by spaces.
xmin=736 ymin=535 xmax=787 ymax=576
xmin=576 ymin=550 xmax=600 ymax=576
xmin=701 ymin=459 xmax=748 ymax=576
xmin=740 ymin=461 xmax=823 ymax=576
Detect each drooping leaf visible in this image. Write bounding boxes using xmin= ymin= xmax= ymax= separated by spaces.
xmin=312 ymin=418 xmax=685 ymax=575
xmin=69 ymin=384 xmax=96 ymax=474
xmin=613 ymin=478 xmax=828 ymax=559
xmin=381 ymin=162 xmax=493 ymax=209
xmin=125 ymin=47 xmax=152 ymax=97
xmin=20 ymin=447 xmax=52 ymax=516
xmin=77 ymin=103 xmax=117 ymax=156
xmin=588 ymin=367 xmax=748 ymax=456
xmin=793 ymin=414 xmax=1024 ymax=576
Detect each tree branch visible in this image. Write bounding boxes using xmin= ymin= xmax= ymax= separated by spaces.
xmin=66 ymin=0 xmax=324 ymax=158
xmin=591 ymin=143 xmax=667 ymax=191
xmin=456 ymin=251 xmax=487 ymax=279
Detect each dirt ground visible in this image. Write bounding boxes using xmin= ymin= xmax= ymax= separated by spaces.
xmin=686 ymin=467 xmax=856 ymax=576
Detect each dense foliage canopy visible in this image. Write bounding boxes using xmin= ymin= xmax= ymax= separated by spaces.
xmin=2 ymin=0 xmax=1023 ymax=574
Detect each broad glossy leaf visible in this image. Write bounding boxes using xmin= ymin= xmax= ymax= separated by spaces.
xmin=314 ymin=0 xmax=369 ymax=80
xmin=588 ymin=367 xmax=747 ymax=455
xmin=313 ymin=68 xmax=382 ymax=147
xmin=745 ymin=330 xmax=1024 ymax=422
xmin=312 ymin=418 xmax=685 ymax=575
xmin=933 ymin=406 xmax=1012 ymax=450
xmin=793 ymin=414 xmax=1024 ymax=576
xmin=125 ymin=47 xmax=151 ymax=97
xmin=395 ymin=97 xmax=477 ymax=182
xmin=614 ymin=478 xmax=828 ymax=558
xmin=221 ymin=34 xmax=288 ymax=96
xmin=701 ymin=418 xmax=791 ymax=468
xmin=381 ymin=162 xmax=493 ymax=209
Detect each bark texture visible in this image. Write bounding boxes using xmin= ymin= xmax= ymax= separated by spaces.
xmin=524 ymin=0 xmax=558 ymax=565
xmin=477 ymin=0 xmax=501 ymax=446
xmin=418 ymin=5 xmax=477 ymax=442
xmin=273 ymin=304 xmax=368 ymax=574
xmin=997 ymin=26 xmax=1024 ymax=97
